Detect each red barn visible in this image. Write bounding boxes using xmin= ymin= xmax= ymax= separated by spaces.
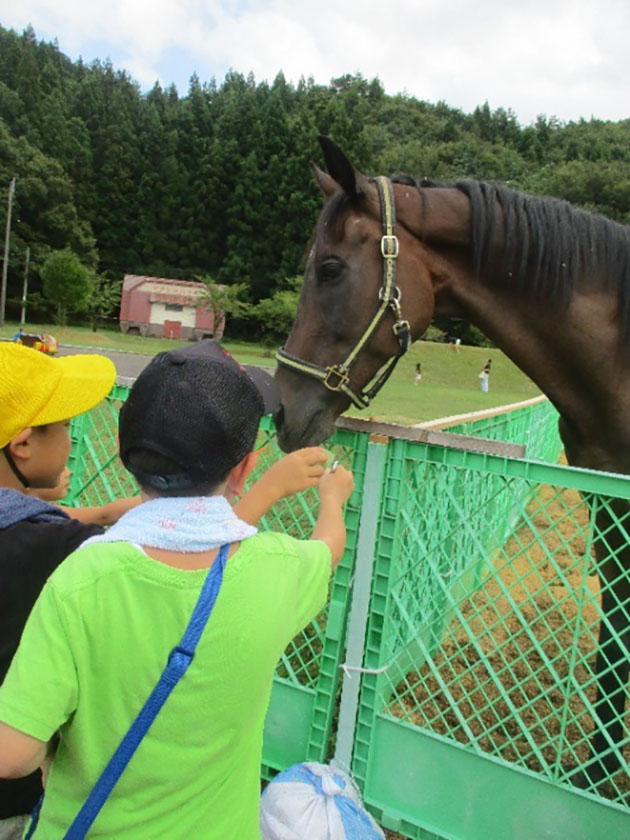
xmin=119 ymin=275 xmax=224 ymax=340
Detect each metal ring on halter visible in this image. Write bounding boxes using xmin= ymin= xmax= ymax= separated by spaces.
xmin=380 ymin=284 xmax=402 ymax=304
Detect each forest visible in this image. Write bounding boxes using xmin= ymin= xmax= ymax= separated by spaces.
xmin=1 ymin=23 xmax=630 ymax=339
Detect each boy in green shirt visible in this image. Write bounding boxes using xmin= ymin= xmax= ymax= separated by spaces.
xmin=0 ymin=340 xmax=353 ymax=839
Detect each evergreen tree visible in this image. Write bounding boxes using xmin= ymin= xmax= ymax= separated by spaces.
xmin=0 ymin=120 xmax=97 ymax=315
xmin=41 ymin=248 xmax=90 ymax=325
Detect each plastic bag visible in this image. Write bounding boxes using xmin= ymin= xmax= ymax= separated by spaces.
xmin=260 ymin=761 xmax=385 ymax=840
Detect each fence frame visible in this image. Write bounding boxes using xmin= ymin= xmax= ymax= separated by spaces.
xmin=349 ymin=442 xmax=630 ymax=840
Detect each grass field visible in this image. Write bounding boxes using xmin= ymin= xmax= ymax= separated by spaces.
xmin=0 ymin=321 xmax=542 ymax=424
xmin=343 ymin=340 xmax=540 ymax=425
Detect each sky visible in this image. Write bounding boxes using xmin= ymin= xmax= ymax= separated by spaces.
xmin=3 ymin=0 xmax=630 ymax=126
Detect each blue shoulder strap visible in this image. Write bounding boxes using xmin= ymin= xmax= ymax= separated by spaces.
xmin=25 ymin=543 xmax=230 ymax=840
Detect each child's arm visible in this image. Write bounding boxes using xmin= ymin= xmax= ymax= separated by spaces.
xmin=30 ymin=468 xmax=140 ymax=527
xmin=0 ymin=721 xmax=47 ymax=778
xmin=234 ymin=447 xmax=328 ymax=525
xmin=66 ymin=496 xmax=141 ymax=526
xmin=311 ymin=466 xmax=354 ymax=570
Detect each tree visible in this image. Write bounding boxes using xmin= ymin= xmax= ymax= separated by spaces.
xmin=251 ymin=277 xmax=302 ymax=352
xmin=40 ymin=248 xmax=89 ymax=325
xmin=83 ymin=272 xmax=122 ymax=331
xmin=0 ymin=120 xmax=98 ymax=316
xmin=195 ymin=277 xmax=250 ymax=338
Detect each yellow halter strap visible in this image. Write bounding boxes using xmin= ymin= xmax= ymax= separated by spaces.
xmin=276 ymin=176 xmax=411 ymax=409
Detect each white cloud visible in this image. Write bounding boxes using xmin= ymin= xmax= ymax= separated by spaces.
xmin=3 ymin=0 xmax=630 ymax=124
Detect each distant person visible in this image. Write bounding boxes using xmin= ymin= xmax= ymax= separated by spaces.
xmin=479 ymin=358 xmax=492 ymax=393
xmin=414 ymin=362 xmax=422 ymax=385
xmin=454 ymin=337 xmax=462 ymax=353
xmin=11 ymin=328 xmax=25 ymax=343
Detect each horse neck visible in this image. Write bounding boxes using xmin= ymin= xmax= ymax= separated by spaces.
xmin=397 ymin=185 xmax=628 ymax=446
xmin=395 ymin=185 xmax=476 ymax=249
xmin=396 ymin=185 xmax=531 ymax=354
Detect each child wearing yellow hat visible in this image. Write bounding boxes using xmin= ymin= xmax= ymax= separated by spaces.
xmin=0 ymin=342 xmax=119 ymax=837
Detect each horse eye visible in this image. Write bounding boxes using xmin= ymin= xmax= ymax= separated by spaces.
xmin=319 ymin=260 xmax=344 ymax=283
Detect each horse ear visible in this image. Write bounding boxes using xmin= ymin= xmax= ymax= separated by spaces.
xmin=318 ymin=135 xmax=370 ymax=200
xmin=311 ymin=162 xmax=338 ymax=198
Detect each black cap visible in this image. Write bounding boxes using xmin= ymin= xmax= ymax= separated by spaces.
xmin=119 ymin=340 xmax=280 ymax=491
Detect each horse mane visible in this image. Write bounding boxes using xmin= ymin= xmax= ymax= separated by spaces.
xmin=392 ymin=175 xmax=630 ymax=341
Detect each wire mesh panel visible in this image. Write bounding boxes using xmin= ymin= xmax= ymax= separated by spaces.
xmin=65 ymin=384 xmax=139 ymax=506
xmin=354 ymin=446 xmax=630 ymax=840
xmin=254 ymin=414 xmax=369 ymax=772
xmin=447 ymin=399 xmax=563 ymax=465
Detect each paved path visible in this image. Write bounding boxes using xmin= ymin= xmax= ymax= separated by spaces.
xmin=57 ymin=346 xmax=154 ymax=382
xmin=56 ymin=345 xmax=274 ymax=383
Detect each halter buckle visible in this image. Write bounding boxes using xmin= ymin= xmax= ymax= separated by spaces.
xmin=323 ymin=365 xmax=350 ymax=391
xmin=381 ymin=235 xmax=399 ymax=259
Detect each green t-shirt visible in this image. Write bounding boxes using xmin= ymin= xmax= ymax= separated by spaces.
xmin=0 ymin=532 xmax=331 ymax=839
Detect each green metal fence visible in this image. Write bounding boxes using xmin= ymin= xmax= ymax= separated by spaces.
xmin=254 ymin=416 xmax=368 ymax=774
xmin=64 ymin=388 xmax=630 ymax=838
xmin=445 ymin=398 xmax=564 ymax=466
xmin=352 ymin=445 xmax=630 ymax=840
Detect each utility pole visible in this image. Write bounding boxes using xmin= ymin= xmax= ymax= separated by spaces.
xmin=20 ymin=246 xmax=30 ymax=327
xmin=1 ymin=178 xmax=16 ymax=328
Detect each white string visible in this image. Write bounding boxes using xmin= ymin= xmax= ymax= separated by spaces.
xmin=340 ymin=661 xmax=393 ymax=679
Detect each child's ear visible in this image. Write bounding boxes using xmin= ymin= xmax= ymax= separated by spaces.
xmin=8 ymin=428 xmax=33 ymax=462
xmin=226 ymin=451 xmax=259 ymax=498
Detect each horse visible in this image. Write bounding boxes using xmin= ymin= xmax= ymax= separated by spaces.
xmin=274 ymin=135 xmax=630 ymax=791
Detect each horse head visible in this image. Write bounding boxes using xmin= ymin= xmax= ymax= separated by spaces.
xmin=275 ymin=137 xmax=435 ymax=451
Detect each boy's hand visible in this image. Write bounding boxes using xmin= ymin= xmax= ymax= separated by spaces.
xmin=262 ymin=447 xmax=328 ymax=498
xmin=55 ymin=467 xmax=72 ymax=499
xmin=234 ymin=447 xmax=328 ymax=526
xmin=318 ymin=465 xmax=354 ymax=506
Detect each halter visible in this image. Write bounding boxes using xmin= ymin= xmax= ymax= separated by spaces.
xmin=276 ymin=176 xmax=411 ymax=409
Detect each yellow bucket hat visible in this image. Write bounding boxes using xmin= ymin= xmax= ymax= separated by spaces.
xmin=0 ymin=343 xmax=116 ymax=448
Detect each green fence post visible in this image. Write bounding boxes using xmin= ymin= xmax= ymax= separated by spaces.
xmin=334 ymin=438 xmax=388 ymax=769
